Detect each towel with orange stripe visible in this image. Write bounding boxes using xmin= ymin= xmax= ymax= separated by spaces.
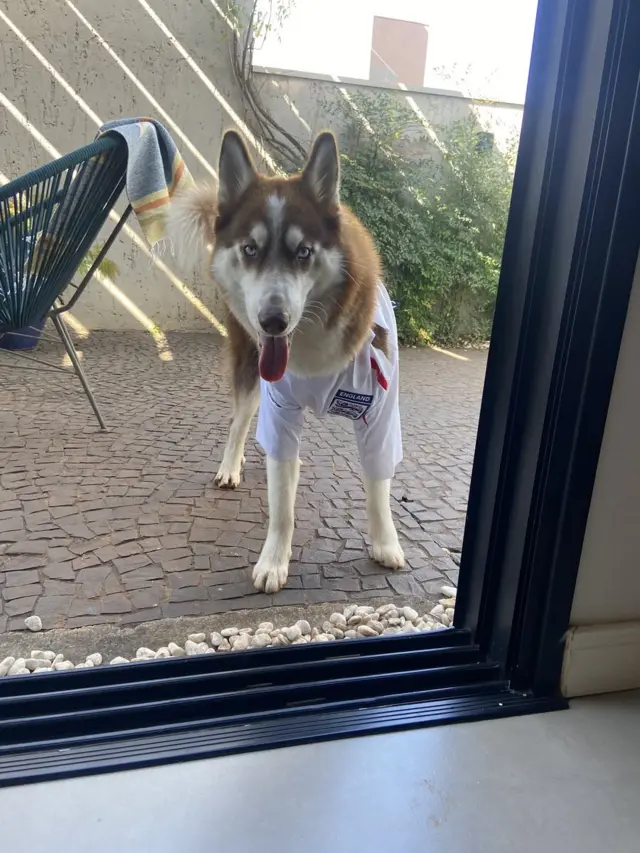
xmin=98 ymin=118 xmax=195 ymax=253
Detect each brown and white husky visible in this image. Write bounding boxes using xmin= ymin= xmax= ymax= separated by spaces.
xmin=169 ymin=129 xmax=405 ymax=593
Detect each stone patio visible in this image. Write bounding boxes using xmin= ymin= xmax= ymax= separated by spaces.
xmin=0 ymin=329 xmax=487 ymax=635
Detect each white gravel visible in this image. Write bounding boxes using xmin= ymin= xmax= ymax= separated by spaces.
xmin=1 ymin=588 xmax=457 ymax=676
xmin=7 ymin=658 xmax=26 ymax=676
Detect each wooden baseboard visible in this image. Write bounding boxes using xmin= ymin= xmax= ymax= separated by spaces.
xmin=561 ymin=621 xmax=640 ymax=697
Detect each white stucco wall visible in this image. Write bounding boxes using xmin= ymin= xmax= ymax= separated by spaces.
xmin=0 ymin=0 xmax=523 ymax=332
xmin=0 ymin=0 xmax=245 ymax=332
xmin=254 ymin=67 xmax=523 ymax=158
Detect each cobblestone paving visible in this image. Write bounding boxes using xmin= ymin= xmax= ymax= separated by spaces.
xmin=0 ymin=330 xmax=487 ymax=634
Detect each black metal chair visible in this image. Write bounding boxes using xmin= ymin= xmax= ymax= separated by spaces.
xmin=0 ymin=136 xmax=133 ymax=429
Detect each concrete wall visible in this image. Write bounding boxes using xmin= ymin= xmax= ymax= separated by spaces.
xmin=0 ymin=0 xmax=523 ymax=332
xmin=0 ymin=0 xmax=245 ymax=332
xmin=562 ymin=254 xmax=640 ymax=697
xmin=255 ymin=67 xmax=523 ymax=159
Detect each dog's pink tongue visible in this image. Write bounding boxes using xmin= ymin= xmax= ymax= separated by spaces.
xmin=259 ymin=335 xmax=289 ymax=382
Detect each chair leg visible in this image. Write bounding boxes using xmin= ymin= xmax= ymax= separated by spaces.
xmin=51 ymin=313 xmax=107 ymax=430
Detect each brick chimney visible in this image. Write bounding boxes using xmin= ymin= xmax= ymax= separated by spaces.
xmin=369 ymin=16 xmax=428 ymax=89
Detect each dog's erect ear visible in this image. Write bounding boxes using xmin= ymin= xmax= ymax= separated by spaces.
xmin=218 ymin=130 xmax=257 ymax=206
xmin=301 ymin=132 xmax=340 ymax=205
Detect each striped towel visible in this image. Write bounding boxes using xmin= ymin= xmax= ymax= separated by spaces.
xmin=98 ymin=118 xmax=195 ymax=252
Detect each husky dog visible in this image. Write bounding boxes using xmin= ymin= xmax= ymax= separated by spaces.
xmin=169 ymin=130 xmax=404 ymax=593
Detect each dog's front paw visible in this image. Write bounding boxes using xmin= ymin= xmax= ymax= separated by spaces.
xmin=214 ymin=456 xmax=245 ymax=490
xmin=252 ymin=551 xmax=289 ymax=593
xmin=371 ymin=538 xmax=405 ymax=570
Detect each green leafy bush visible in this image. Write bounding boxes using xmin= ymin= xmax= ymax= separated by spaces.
xmin=77 ymin=242 xmax=120 ymax=282
xmin=329 ymin=92 xmax=518 ymax=345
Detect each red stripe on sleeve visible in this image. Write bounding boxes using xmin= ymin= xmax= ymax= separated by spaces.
xmin=370 ymin=357 xmax=389 ymax=390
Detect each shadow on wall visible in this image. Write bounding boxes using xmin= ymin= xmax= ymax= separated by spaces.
xmin=0 ymin=0 xmax=262 ymax=339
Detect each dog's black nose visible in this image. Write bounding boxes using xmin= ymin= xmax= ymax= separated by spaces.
xmin=258 ymin=310 xmax=289 ymax=336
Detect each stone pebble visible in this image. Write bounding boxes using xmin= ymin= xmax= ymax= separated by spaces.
xmin=25 ymin=658 xmax=50 ymax=672
xmin=0 ymin=657 xmax=16 ymax=677
xmin=285 ymin=625 xmax=302 ymax=642
xmin=231 ymin=634 xmax=250 ymax=651
xmin=185 ymin=640 xmax=209 ymax=656
xmin=3 ymin=597 xmax=458 ymax=675
xmin=329 ymin=613 xmax=347 ymax=629
xmin=136 ymin=647 xmax=157 ymax=660
xmin=8 ymin=658 xmax=26 ymax=676
xmin=31 ymin=650 xmax=56 ymax=662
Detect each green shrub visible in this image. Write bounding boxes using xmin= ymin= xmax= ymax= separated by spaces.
xmin=77 ymin=242 xmax=120 ymax=282
xmin=329 ymin=92 xmax=518 ymax=346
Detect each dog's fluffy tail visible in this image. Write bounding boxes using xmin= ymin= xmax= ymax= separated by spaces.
xmin=166 ymin=182 xmax=218 ymax=275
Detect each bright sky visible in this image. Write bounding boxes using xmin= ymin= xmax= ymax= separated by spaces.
xmin=254 ymin=0 xmax=539 ymax=104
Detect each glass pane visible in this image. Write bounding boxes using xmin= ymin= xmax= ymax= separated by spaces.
xmin=0 ymin=0 xmax=538 ymax=675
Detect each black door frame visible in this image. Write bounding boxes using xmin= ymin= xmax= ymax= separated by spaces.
xmin=456 ymin=0 xmax=640 ymax=692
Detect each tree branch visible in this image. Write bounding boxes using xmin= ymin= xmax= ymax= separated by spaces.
xmin=229 ymin=1 xmax=308 ymax=172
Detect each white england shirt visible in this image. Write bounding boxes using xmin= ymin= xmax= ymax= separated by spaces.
xmin=256 ymin=283 xmax=403 ymax=480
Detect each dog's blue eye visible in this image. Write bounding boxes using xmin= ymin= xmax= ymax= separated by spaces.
xmin=243 ymin=244 xmax=257 ymax=258
xmin=297 ymin=246 xmax=312 ymax=261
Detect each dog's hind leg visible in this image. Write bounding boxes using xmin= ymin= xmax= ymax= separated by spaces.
xmin=364 ymin=477 xmax=405 ymax=570
xmin=253 ymin=456 xmax=300 ymax=592
xmin=215 ymin=317 xmax=260 ymax=489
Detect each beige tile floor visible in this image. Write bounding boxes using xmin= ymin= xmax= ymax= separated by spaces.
xmin=1 ymin=690 xmax=638 ymax=852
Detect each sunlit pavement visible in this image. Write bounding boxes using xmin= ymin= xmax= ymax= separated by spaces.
xmin=0 ymin=330 xmax=486 ymax=634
